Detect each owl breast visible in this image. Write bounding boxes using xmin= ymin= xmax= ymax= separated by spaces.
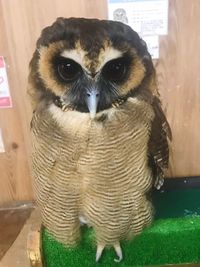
xmin=32 ymin=97 xmax=155 ymax=244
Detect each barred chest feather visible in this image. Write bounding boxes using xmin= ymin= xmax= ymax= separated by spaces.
xmin=32 ymin=97 xmax=155 ymax=244
xmin=48 ymin=97 xmax=153 ymax=190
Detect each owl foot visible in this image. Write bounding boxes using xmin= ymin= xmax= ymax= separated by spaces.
xmin=96 ymin=244 xmax=105 ymax=262
xmin=113 ymin=242 xmax=123 ymax=262
xmin=95 ymin=242 xmax=123 ymax=262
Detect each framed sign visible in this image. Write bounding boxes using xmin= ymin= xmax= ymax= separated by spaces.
xmin=0 ymin=56 xmax=12 ymax=108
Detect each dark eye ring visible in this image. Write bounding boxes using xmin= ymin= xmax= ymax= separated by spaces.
xmin=101 ymin=57 xmax=130 ymax=83
xmin=56 ymin=57 xmax=82 ymax=82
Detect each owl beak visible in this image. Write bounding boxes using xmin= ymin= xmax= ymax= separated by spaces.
xmin=86 ymin=88 xmax=100 ymax=119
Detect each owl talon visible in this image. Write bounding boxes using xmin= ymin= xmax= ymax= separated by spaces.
xmin=114 ymin=242 xmax=123 ymax=262
xmin=96 ymin=243 xmax=122 ymax=262
xmin=96 ymin=244 xmax=105 ymax=262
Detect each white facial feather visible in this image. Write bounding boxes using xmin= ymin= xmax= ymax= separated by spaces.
xmin=61 ymin=49 xmax=86 ymax=68
xmin=97 ymin=47 xmax=122 ymax=71
xmin=49 ymin=103 xmax=117 ymax=133
xmin=49 ymin=104 xmax=90 ymax=134
xmin=60 ymin=47 xmax=122 ymax=73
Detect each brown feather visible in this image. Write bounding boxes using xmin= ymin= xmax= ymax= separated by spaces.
xmin=148 ymin=96 xmax=172 ymax=188
xmin=28 ymin=18 xmax=172 ymax=261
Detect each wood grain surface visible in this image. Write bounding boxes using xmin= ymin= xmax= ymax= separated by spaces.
xmin=157 ymin=0 xmax=200 ymax=177
xmin=0 ymin=0 xmax=108 ymax=205
xmin=0 ymin=0 xmax=199 ymax=204
xmin=0 ymin=204 xmax=33 ymax=260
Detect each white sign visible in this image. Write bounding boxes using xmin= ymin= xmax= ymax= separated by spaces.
xmin=108 ymin=0 xmax=168 ymax=59
xmin=0 ymin=128 xmax=5 ymax=153
xmin=108 ymin=0 xmax=168 ymax=35
xmin=143 ymin=35 xmax=159 ymax=59
xmin=0 ymin=56 xmax=12 ymax=108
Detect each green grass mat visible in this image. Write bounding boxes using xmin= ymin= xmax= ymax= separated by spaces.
xmin=42 ymin=189 xmax=200 ymax=266
xmin=42 ymin=216 xmax=200 ymax=267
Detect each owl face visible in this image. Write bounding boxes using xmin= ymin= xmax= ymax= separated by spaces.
xmin=113 ymin=8 xmax=128 ymax=24
xmin=30 ymin=18 xmax=154 ymax=118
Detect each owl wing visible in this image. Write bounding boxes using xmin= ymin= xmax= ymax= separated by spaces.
xmin=148 ymin=96 xmax=172 ymax=189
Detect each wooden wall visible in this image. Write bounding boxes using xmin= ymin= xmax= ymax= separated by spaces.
xmin=0 ymin=0 xmax=199 ymax=204
xmin=157 ymin=0 xmax=200 ymax=176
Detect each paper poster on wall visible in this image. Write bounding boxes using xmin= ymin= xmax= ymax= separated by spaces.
xmin=142 ymin=35 xmax=159 ymax=59
xmin=0 ymin=128 xmax=5 ymax=153
xmin=108 ymin=0 xmax=168 ymax=59
xmin=108 ymin=0 xmax=168 ymax=35
xmin=0 ymin=56 xmax=12 ymax=108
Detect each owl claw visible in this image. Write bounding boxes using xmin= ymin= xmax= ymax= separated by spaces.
xmin=96 ymin=244 xmax=105 ymax=262
xmin=114 ymin=242 xmax=123 ymax=262
xmin=96 ymin=242 xmax=122 ymax=262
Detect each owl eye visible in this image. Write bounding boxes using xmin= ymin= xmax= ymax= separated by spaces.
xmin=102 ymin=57 xmax=129 ymax=83
xmin=56 ymin=57 xmax=82 ymax=82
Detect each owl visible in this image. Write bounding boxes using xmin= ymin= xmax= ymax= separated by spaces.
xmin=113 ymin=8 xmax=128 ymax=24
xmin=28 ymin=17 xmax=171 ymax=262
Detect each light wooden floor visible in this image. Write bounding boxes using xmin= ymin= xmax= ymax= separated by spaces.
xmin=0 ymin=207 xmax=40 ymax=267
xmin=0 ymin=203 xmax=33 ymax=260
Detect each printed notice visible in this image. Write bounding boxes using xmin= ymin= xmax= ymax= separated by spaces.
xmin=143 ymin=35 xmax=159 ymax=59
xmin=0 ymin=128 xmax=5 ymax=153
xmin=108 ymin=0 xmax=168 ymax=35
xmin=108 ymin=0 xmax=168 ymax=58
xmin=0 ymin=56 xmax=12 ymax=108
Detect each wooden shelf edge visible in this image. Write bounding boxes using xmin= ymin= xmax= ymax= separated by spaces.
xmin=27 ymin=225 xmax=43 ymax=267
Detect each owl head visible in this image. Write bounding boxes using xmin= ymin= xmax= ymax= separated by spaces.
xmin=28 ymin=17 xmax=156 ymax=118
xmin=113 ymin=8 xmax=128 ymax=24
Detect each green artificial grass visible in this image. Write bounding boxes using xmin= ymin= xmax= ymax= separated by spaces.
xmin=42 ymin=217 xmax=200 ymax=267
xmin=42 ymin=189 xmax=200 ymax=266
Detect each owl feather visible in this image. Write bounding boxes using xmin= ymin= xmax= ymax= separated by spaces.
xmin=28 ymin=17 xmax=171 ymax=262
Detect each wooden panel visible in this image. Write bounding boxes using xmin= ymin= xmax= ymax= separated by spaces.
xmin=0 ymin=1 xmax=32 ymax=204
xmin=0 ymin=203 xmax=33 ymax=260
xmin=0 ymin=0 xmax=200 ymax=204
xmin=157 ymin=0 xmax=200 ymax=177
xmin=0 ymin=0 xmax=108 ymax=205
